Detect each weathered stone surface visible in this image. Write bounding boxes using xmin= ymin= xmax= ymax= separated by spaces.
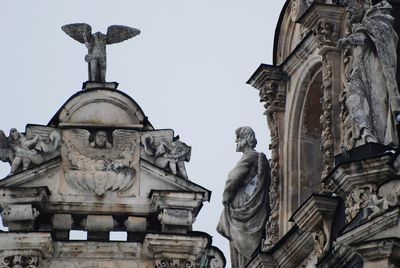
xmin=125 ymin=216 xmax=147 ymax=232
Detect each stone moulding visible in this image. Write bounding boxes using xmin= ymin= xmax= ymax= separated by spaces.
xmin=290 ymin=194 xmax=339 ymax=260
xmin=267 ymin=225 xmax=314 ymax=268
xmin=335 ymin=208 xmax=400 ymax=266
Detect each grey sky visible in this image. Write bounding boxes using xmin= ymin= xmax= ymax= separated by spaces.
xmin=0 ymin=1 xmax=286 ymax=266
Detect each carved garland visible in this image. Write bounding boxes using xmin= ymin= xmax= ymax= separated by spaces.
xmin=320 ymin=53 xmax=334 ymax=179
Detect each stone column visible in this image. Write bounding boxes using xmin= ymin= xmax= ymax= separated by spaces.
xmin=247 ymin=64 xmax=286 ymax=250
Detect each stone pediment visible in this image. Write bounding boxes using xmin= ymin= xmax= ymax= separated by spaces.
xmin=48 ymin=87 xmax=154 ymax=130
xmin=0 ymin=127 xmax=209 ymax=216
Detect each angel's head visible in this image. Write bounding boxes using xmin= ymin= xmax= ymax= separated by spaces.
xmin=90 ymin=131 xmax=112 ymax=149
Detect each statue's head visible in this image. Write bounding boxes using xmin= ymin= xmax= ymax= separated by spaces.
xmin=90 ymin=131 xmax=111 ymax=149
xmin=235 ymin=126 xmax=257 ymax=152
xmin=339 ymin=0 xmax=371 ymax=23
xmin=9 ymin=128 xmax=20 ymax=141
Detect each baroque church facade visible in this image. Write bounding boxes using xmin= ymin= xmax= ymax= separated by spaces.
xmin=1 ymin=0 xmax=400 ymax=267
xmin=245 ymin=0 xmax=400 ymax=267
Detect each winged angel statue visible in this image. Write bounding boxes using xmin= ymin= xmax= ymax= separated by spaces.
xmin=61 ymin=23 xmax=140 ymax=82
xmin=63 ymin=129 xmax=139 ymax=196
xmin=0 ymin=128 xmax=60 ymax=175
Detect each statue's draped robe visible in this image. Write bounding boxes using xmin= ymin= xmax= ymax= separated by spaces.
xmin=217 ymin=151 xmax=270 ymax=268
xmin=347 ymin=1 xmax=399 ymax=147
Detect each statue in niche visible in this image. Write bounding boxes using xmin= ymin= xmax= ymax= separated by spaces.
xmin=337 ymin=0 xmax=400 ymax=148
xmin=142 ymin=134 xmax=191 ymax=179
xmin=217 ymin=127 xmax=271 ymax=268
xmin=90 ymin=131 xmax=112 ymax=149
xmin=0 ymin=128 xmax=60 ymax=175
xmin=61 ymin=23 xmax=140 ymax=82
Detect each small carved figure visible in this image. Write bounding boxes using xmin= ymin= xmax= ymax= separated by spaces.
xmin=61 ymin=23 xmax=140 ymax=82
xmin=142 ymin=134 xmax=191 ymax=179
xmin=337 ymin=0 xmax=400 ymax=148
xmin=0 ymin=129 xmax=42 ymax=175
xmin=0 ymin=128 xmax=61 ymax=176
xmin=90 ymin=131 xmax=112 ymax=149
xmin=217 ymin=127 xmax=271 ymax=268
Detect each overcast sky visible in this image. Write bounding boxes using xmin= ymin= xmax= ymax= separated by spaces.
xmin=0 ymin=1 xmax=286 ymax=266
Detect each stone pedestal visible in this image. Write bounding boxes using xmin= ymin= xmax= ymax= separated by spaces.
xmin=150 ymin=191 xmax=204 ymax=234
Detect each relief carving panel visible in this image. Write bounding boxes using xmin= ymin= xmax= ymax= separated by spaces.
xmin=62 ymin=128 xmax=140 ymax=196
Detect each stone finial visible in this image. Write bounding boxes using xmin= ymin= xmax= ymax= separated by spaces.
xmin=62 ymin=23 xmax=140 ymax=82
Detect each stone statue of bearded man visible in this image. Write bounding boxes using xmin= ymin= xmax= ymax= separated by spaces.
xmin=217 ymin=127 xmax=271 ymax=268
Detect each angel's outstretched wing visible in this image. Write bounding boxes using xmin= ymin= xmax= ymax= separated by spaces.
xmin=0 ymin=130 xmax=13 ymax=164
xmin=61 ymin=23 xmax=92 ymax=44
xmin=106 ymin=25 xmax=140 ymax=45
xmin=62 ymin=129 xmax=91 ymax=155
xmin=113 ymin=130 xmax=139 ymax=153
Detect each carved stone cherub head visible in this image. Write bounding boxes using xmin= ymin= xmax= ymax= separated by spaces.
xmin=90 ymin=131 xmax=112 ymax=149
xmin=235 ymin=126 xmax=257 ymax=152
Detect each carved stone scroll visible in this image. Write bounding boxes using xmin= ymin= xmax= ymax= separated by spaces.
xmin=0 ymin=255 xmax=40 ymax=268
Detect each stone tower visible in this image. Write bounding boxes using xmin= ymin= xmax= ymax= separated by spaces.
xmin=246 ymin=0 xmax=400 ymax=267
xmin=0 ymin=25 xmax=225 ymax=268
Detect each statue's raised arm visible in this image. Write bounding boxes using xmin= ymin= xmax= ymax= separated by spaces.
xmin=61 ymin=23 xmax=140 ymax=82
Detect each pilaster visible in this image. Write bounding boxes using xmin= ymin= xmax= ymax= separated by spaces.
xmin=247 ymin=64 xmax=287 ymax=250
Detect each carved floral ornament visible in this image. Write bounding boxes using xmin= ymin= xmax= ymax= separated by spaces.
xmin=155 ymin=258 xmax=195 ymax=268
xmin=0 ymin=255 xmax=39 ymax=268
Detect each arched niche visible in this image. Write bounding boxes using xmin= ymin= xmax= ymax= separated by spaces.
xmin=298 ymin=69 xmax=323 ymax=203
xmin=285 ymin=59 xmax=323 ymax=215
